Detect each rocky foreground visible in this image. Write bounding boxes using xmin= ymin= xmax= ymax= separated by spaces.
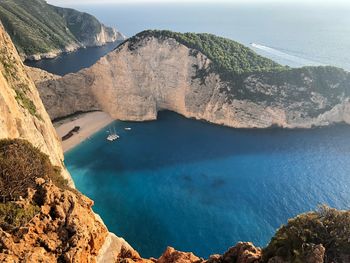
xmin=0 ymin=177 xmax=342 ymax=263
xmin=34 ymin=31 xmax=350 ymax=128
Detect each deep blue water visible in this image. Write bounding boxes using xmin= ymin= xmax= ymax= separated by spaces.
xmin=25 ymin=41 xmax=122 ymax=76
xmin=65 ymin=111 xmax=350 ymax=258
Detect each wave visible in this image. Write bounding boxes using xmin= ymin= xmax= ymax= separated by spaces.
xmin=250 ymin=43 xmax=324 ymax=67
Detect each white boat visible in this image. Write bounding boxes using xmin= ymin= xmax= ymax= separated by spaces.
xmin=107 ymin=134 xmax=119 ymax=141
xmin=106 ymin=126 xmax=120 ymax=141
xmin=124 ymin=127 xmax=131 ymax=131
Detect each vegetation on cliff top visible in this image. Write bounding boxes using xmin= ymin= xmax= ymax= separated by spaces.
xmin=0 ymin=0 xmax=117 ymax=58
xmin=0 ymin=202 xmax=40 ymax=232
xmin=263 ymin=205 xmax=350 ymax=263
xmin=128 ymin=30 xmax=286 ymax=75
xmin=0 ymin=139 xmax=70 ymax=233
xmin=0 ymin=139 xmax=68 ymax=201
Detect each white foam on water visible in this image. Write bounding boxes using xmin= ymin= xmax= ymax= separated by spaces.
xmin=251 ymin=43 xmax=324 ymax=67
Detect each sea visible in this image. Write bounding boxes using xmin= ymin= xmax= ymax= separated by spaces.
xmin=31 ymin=2 xmax=350 ymax=258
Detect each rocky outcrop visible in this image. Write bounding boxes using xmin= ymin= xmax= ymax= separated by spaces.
xmin=0 ymin=179 xmax=110 ymax=262
xmin=34 ymin=33 xmax=350 ymax=128
xmin=51 ymin=4 xmax=125 ymax=48
xmin=0 ymin=22 xmax=71 ymax=183
xmin=114 ymin=242 xmax=262 ymax=263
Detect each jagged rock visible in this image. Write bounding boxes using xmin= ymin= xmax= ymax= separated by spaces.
xmin=157 ymin=247 xmax=203 ymax=263
xmin=0 ymin=180 xmax=108 ymax=262
xmin=113 ymin=243 xmax=262 ymax=263
xmin=207 ymin=242 xmax=261 ymax=263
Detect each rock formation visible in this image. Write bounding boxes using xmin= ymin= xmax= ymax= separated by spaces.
xmin=0 ymin=179 xmax=108 ymax=262
xmin=0 ymin=0 xmax=125 ymax=61
xmin=34 ymin=31 xmax=350 ymax=128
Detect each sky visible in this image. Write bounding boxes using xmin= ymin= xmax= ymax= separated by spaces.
xmin=47 ymin=0 xmax=350 ymax=6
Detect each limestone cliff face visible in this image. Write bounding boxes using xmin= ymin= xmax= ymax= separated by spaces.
xmin=0 ymin=23 xmax=71 ymax=182
xmin=35 ymin=35 xmax=350 ymax=128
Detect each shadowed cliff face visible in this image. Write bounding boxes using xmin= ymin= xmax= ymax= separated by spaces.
xmin=0 ymin=22 xmax=71 ymax=183
xmin=34 ymin=33 xmax=350 ymax=128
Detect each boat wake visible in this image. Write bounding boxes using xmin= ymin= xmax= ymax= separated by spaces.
xmin=250 ymin=43 xmax=323 ymax=67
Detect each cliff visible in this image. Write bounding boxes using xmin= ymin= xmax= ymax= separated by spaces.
xmin=34 ymin=30 xmax=350 ymax=128
xmin=0 ymin=22 xmax=70 ymax=183
xmin=0 ymin=22 xmax=135 ymax=262
xmin=0 ymin=0 xmax=125 ymax=61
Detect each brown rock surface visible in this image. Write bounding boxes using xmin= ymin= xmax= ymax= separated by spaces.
xmin=114 ymin=243 xmax=262 ymax=263
xmin=0 ymin=180 xmax=108 ymax=262
xmin=157 ymin=247 xmax=203 ymax=263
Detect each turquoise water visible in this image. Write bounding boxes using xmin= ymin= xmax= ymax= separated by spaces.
xmin=65 ymin=111 xmax=350 ymax=258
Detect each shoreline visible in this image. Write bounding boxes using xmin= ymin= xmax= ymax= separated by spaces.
xmin=54 ymin=111 xmax=114 ymax=153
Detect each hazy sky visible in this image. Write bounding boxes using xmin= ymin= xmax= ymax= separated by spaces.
xmin=47 ymin=0 xmax=349 ymax=6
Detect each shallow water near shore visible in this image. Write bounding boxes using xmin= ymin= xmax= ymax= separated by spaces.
xmin=65 ymin=111 xmax=350 ymax=258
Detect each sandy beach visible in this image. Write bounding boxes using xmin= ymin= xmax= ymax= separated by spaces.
xmin=54 ymin=111 xmax=114 ymax=152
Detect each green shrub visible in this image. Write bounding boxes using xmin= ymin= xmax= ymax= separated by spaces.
xmin=15 ymin=89 xmax=40 ymax=118
xmin=0 ymin=202 xmax=40 ymax=232
xmin=0 ymin=139 xmax=68 ymax=201
xmin=262 ymin=205 xmax=350 ymax=263
xmin=128 ymin=30 xmax=286 ymax=75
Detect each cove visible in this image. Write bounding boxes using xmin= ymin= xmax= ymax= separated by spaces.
xmin=65 ymin=111 xmax=350 ymax=258
xmin=25 ymin=41 xmax=122 ymax=76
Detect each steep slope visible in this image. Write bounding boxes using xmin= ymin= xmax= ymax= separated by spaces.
xmin=0 ymin=22 xmax=138 ymax=262
xmin=0 ymin=21 xmax=71 ymax=182
xmin=0 ymin=0 xmax=125 ymax=60
xmin=35 ymin=30 xmax=350 ymax=128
